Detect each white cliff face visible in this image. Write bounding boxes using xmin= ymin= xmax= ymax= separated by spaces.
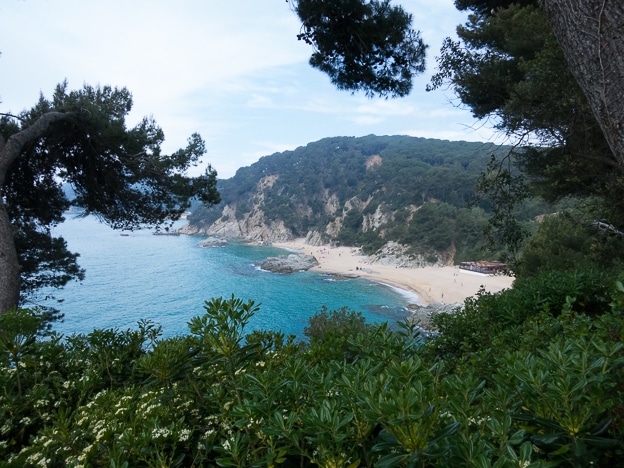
xmin=369 ymin=241 xmax=451 ymax=267
xmin=204 ymin=205 xmax=244 ymax=238
xmin=362 ymin=204 xmax=390 ymax=231
xmin=192 ymin=204 xmax=294 ymax=243
xmin=324 ymin=193 xmax=341 ymax=215
xmin=343 ymin=196 xmax=364 ymax=212
xmin=325 ymin=218 xmax=342 ymax=238
xmin=305 ymin=231 xmax=326 ymax=246
xmin=190 ymin=175 xmax=297 ymax=243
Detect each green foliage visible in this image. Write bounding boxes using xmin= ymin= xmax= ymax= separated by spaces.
xmin=289 ymin=0 xmax=427 ymax=98
xmin=192 ymin=135 xmax=528 ymax=263
xmin=1 ymin=82 xmax=220 ymax=306
xmin=357 ymin=229 xmax=386 ymax=255
xmin=425 ymin=268 xmax=618 ymax=368
xmin=431 ymin=0 xmax=624 ymax=256
xmin=304 ymin=306 xmax=371 ymax=362
xmin=473 ymin=154 xmax=530 ymax=258
xmin=1 ymin=288 xmax=622 ymax=466
xmin=337 ymin=209 xmax=363 ymax=246
xmin=516 ymin=211 xmax=624 ymax=278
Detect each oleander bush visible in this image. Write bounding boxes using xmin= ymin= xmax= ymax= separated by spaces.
xmin=1 ymin=290 xmax=623 ymax=467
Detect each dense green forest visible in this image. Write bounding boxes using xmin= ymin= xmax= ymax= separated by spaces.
xmin=189 ymin=135 xmax=552 ymax=263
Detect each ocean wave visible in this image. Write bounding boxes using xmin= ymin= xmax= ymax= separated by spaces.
xmin=378 ymin=283 xmax=422 ymax=306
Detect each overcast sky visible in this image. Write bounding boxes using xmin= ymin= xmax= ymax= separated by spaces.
xmin=1 ymin=0 xmax=501 ymax=178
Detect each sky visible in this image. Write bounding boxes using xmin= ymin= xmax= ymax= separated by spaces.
xmin=0 ymin=0 xmax=502 ymax=178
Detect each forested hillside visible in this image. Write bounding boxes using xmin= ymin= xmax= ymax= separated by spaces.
xmin=188 ymin=135 xmax=545 ymax=264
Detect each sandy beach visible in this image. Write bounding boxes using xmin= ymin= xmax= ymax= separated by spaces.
xmin=272 ymin=238 xmax=514 ymax=306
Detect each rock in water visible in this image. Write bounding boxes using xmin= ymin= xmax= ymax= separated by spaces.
xmin=257 ymin=254 xmax=319 ymax=273
xmin=198 ymin=237 xmax=228 ymax=247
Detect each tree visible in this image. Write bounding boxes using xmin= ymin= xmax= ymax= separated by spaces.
xmin=0 ymin=82 xmax=220 ymax=313
xmin=426 ymin=0 xmax=624 ymax=259
xmin=435 ymin=0 xmax=624 ymax=170
xmin=287 ymin=0 xmax=624 ymax=254
xmin=539 ymin=0 xmax=624 ymax=172
xmin=514 ymin=211 xmax=624 ymax=277
xmin=287 ymin=0 xmax=427 ymax=97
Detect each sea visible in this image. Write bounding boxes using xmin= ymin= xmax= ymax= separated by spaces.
xmin=38 ymin=214 xmax=417 ymax=339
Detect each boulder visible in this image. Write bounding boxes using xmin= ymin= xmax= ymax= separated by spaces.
xmin=408 ymin=302 xmax=463 ymax=332
xmin=257 ymin=254 xmax=319 ymax=273
xmin=199 ymin=237 xmax=228 ymax=247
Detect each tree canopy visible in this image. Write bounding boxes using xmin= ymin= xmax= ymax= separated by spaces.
xmin=425 ymin=0 xmax=624 ymax=265
xmin=288 ymin=0 xmax=427 ymax=97
xmin=0 ymin=82 xmax=220 ymax=313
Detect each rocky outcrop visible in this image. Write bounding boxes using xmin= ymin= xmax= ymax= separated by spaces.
xmin=198 ymin=237 xmax=228 ymax=247
xmin=362 ymin=204 xmax=391 ymax=231
xmin=177 ymin=223 xmax=202 ymax=235
xmin=180 ymin=204 xmax=295 ymax=243
xmin=369 ymin=241 xmax=447 ymax=268
xmin=305 ymin=230 xmax=329 ymax=246
xmin=324 ymin=193 xmax=341 ymax=215
xmin=407 ymin=302 xmax=463 ymax=332
xmin=257 ymin=254 xmax=319 ymax=273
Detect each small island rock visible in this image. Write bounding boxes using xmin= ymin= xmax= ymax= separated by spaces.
xmin=198 ymin=237 xmax=228 ymax=247
xmin=257 ymin=254 xmax=319 ymax=273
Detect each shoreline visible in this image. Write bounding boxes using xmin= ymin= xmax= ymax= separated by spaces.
xmin=272 ymin=238 xmax=514 ymax=306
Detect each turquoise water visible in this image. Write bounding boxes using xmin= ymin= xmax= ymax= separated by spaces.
xmin=40 ymin=215 xmax=414 ymax=338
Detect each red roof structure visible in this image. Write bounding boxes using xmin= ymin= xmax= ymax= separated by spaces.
xmin=459 ymin=261 xmax=507 ymax=274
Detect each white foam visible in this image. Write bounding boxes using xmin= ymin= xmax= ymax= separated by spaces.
xmin=379 ymin=282 xmax=423 ymax=306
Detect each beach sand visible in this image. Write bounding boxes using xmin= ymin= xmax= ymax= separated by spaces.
xmin=272 ymin=238 xmax=514 ymax=306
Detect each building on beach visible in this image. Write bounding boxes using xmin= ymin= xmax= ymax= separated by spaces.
xmin=459 ymin=260 xmax=507 ymax=275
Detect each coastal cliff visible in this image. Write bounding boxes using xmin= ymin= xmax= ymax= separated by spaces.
xmin=184 ymin=135 xmax=521 ymax=265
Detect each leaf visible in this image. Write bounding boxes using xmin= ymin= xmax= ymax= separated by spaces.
xmin=508 ymin=429 xmax=526 ymax=445
xmin=582 ymin=435 xmax=621 ymax=449
xmin=434 ymin=421 xmax=460 ymax=440
xmin=375 ymin=453 xmax=410 ymax=468
xmin=571 ymin=438 xmax=587 ymax=458
xmin=589 ymin=417 xmax=612 ymax=436
xmin=531 ymin=433 xmax=564 ymax=447
xmin=215 ymin=457 xmax=236 ymax=467
xmin=519 ymin=440 xmax=533 ymax=460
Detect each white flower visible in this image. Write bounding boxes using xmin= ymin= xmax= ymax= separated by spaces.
xmin=179 ymin=428 xmax=192 ymax=442
xmin=1 ymin=422 xmax=12 ymax=434
xmin=152 ymin=427 xmax=171 ymax=439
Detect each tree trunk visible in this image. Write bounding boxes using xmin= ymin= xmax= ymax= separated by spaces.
xmin=539 ymin=0 xmax=624 ymax=171
xmin=0 ymin=201 xmax=20 ymax=312
xmin=0 ymin=111 xmax=70 ymax=312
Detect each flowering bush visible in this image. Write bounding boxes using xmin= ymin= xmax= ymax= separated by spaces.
xmin=0 ymin=290 xmax=622 ymax=466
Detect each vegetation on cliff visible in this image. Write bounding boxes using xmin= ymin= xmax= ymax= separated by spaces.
xmin=188 ymin=135 xmax=554 ymax=264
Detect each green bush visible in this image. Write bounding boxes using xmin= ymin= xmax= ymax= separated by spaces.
xmin=1 ymin=290 xmax=622 ymax=466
